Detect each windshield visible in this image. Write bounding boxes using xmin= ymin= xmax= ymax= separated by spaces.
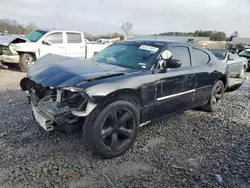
xmin=24 ymin=30 xmax=48 ymax=42
xmin=239 ymin=49 xmax=250 ymax=57
xmin=91 ymin=43 xmax=163 ymax=70
xmin=208 ymin=49 xmax=227 ymax=60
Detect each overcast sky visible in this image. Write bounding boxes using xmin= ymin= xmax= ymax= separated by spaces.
xmin=0 ymin=0 xmax=250 ymax=37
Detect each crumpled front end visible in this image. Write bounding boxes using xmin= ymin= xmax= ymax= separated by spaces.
xmin=0 ymin=44 xmax=19 ymax=63
xmin=0 ymin=35 xmax=29 ymax=63
xmin=20 ymin=78 xmax=97 ymax=131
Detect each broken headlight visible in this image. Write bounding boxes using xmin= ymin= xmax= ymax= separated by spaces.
xmin=0 ymin=46 xmax=12 ymax=55
xmin=60 ymin=90 xmax=88 ymax=109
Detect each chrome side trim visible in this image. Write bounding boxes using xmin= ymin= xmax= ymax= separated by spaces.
xmin=157 ymin=89 xmax=196 ymax=101
xmin=196 ymin=85 xmax=212 ymax=90
xmin=139 ymin=121 xmax=151 ymax=127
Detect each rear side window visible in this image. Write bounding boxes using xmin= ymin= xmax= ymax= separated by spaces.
xmin=66 ymin=33 xmax=82 ymax=43
xmin=170 ymin=46 xmax=191 ymax=67
xmin=45 ymin=32 xmax=63 ymax=44
xmin=192 ymin=48 xmax=210 ymax=66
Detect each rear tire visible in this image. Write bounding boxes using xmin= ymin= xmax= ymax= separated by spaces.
xmin=19 ymin=53 xmax=35 ymax=72
xmin=202 ymin=80 xmax=224 ymax=112
xmin=84 ymin=100 xmax=139 ymax=159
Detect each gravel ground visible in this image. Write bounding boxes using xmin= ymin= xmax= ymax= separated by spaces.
xmin=0 ymin=70 xmax=249 ymax=188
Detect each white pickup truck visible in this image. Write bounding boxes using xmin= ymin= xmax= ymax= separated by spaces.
xmin=0 ymin=30 xmax=110 ymax=72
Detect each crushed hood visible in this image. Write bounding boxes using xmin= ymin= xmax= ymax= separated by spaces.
xmin=27 ymin=54 xmax=135 ymax=87
xmin=0 ymin=35 xmax=29 ymax=46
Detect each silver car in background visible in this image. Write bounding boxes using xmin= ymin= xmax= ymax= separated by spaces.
xmin=208 ymin=49 xmax=248 ymax=78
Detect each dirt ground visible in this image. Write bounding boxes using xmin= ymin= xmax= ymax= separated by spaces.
xmin=0 ymin=66 xmax=25 ymax=90
xmin=0 ymin=67 xmax=250 ymax=188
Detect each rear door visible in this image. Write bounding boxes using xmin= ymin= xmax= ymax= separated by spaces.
xmin=154 ymin=45 xmax=196 ymax=118
xmin=190 ymin=47 xmax=217 ymax=104
xmin=65 ymin=32 xmax=86 ymax=58
xmin=39 ymin=32 xmax=66 ymax=57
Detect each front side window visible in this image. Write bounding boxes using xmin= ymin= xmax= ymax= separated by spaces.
xmin=25 ymin=30 xmax=47 ymax=42
xmin=45 ymin=32 xmax=63 ymax=44
xmin=91 ymin=43 xmax=163 ymax=70
xmin=192 ymin=48 xmax=210 ymax=66
xmin=169 ymin=46 xmax=191 ymax=67
xmin=66 ymin=33 xmax=82 ymax=43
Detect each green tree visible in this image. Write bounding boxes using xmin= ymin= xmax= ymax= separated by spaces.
xmin=210 ymin=31 xmax=227 ymax=41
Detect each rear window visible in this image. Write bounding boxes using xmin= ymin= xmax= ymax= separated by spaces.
xmin=208 ymin=49 xmax=227 ymax=60
xmin=66 ymin=33 xmax=82 ymax=43
xmin=239 ymin=49 xmax=250 ymax=57
xmin=192 ymin=48 xmax=210 ymax=66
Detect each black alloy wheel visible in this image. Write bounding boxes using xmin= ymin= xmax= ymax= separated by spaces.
xmin=84 ymin=100 xmax=139 ymax=159
xmin=101 ymin=108 xmax=135 ymax=152
xmin=211 ymin=83 xmax=223 ymax=107
xmin=202 ymin=80 xmax=224 ymax=112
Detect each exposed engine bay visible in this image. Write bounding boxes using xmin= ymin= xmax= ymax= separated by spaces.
xmin=20 ymin=78 xmax=97 ymax=131
xmin=0 ymin=36 xmax=29 ymax=63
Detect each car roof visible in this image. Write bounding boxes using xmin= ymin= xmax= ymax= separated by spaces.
xmin=118 ymin=39 xmax=208 ymax=51
xmin=119 ymin=39 xmax=185 ymax=45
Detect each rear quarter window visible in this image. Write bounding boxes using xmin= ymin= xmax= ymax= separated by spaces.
xmin=192 ymin=48 xmax=210 ymax=66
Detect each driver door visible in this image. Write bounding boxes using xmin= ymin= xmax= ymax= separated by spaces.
xmin=39 ymin=32 xmax=66 ymax=57
xmin=154 ymin=46 xmax=196 ymax=119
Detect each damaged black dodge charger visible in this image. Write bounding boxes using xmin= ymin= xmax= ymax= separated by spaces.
xmin=20 ymin=40 xmax=228 ymax=158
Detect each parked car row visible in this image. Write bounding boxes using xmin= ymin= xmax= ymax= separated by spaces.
xmin=207 ymin=48 xmax=248 ymax=78
xmin=239 ymin=48 xmax=250 ymax=69
xmin=0 ymin=30 xmax=111 ymax=72
xmin=20 ymin=40 xmax=229 ymax=158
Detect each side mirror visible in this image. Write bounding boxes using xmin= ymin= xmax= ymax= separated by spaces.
xmin=166 ymin=59 xmax=182 ymax=68
xmin=42 ymin=40 xmax=52 ymax=46
xmin=159 ymin=58 xmax=182 ymax=71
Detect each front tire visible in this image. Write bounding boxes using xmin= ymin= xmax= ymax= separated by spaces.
xmin=84 ymin=100 xmax=139 ymax=159
xmin=202 ymin=80 xmax=224 ymax=112
xmin=19 ymin=53 xmax=35 ymax=72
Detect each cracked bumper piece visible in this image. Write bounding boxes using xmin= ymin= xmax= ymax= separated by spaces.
xmin=31 ymin=100 xmax=78 ymax=131
xmin=0 ymin=55 xmax=19 ymax=63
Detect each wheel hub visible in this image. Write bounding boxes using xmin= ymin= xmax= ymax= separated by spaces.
xmin=101 ymin=108 xmax=135 ymax=151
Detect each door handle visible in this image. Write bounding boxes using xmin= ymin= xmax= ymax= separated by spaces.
xmin=80 ymin=46 xmax=85 ymax=48
xmin=58 ymin=47 xmax=65 ymax=49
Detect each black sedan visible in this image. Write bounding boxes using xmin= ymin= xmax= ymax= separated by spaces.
xmin=20 ymin=40 xmax=228 ymax=158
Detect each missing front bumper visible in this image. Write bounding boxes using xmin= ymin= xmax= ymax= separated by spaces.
xmin=32 ymin=105 xmax=54 ymax=131
xmin=0 ymin=55 xmax=19 ymax=63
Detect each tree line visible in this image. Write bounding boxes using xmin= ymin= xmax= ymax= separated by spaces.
xmin=0 ymin=18 xmax=122 ymax=41
xmin=0 ymin=18 xmax=38 ymax=34
xmin=153 ymin=30 xmax=231 ymax=41
xmin=0 ymin=18 xmax=237 ymax=42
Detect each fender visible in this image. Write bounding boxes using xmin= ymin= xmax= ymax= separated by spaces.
xmin=14 ymin=42 xmax=39 ymax=58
